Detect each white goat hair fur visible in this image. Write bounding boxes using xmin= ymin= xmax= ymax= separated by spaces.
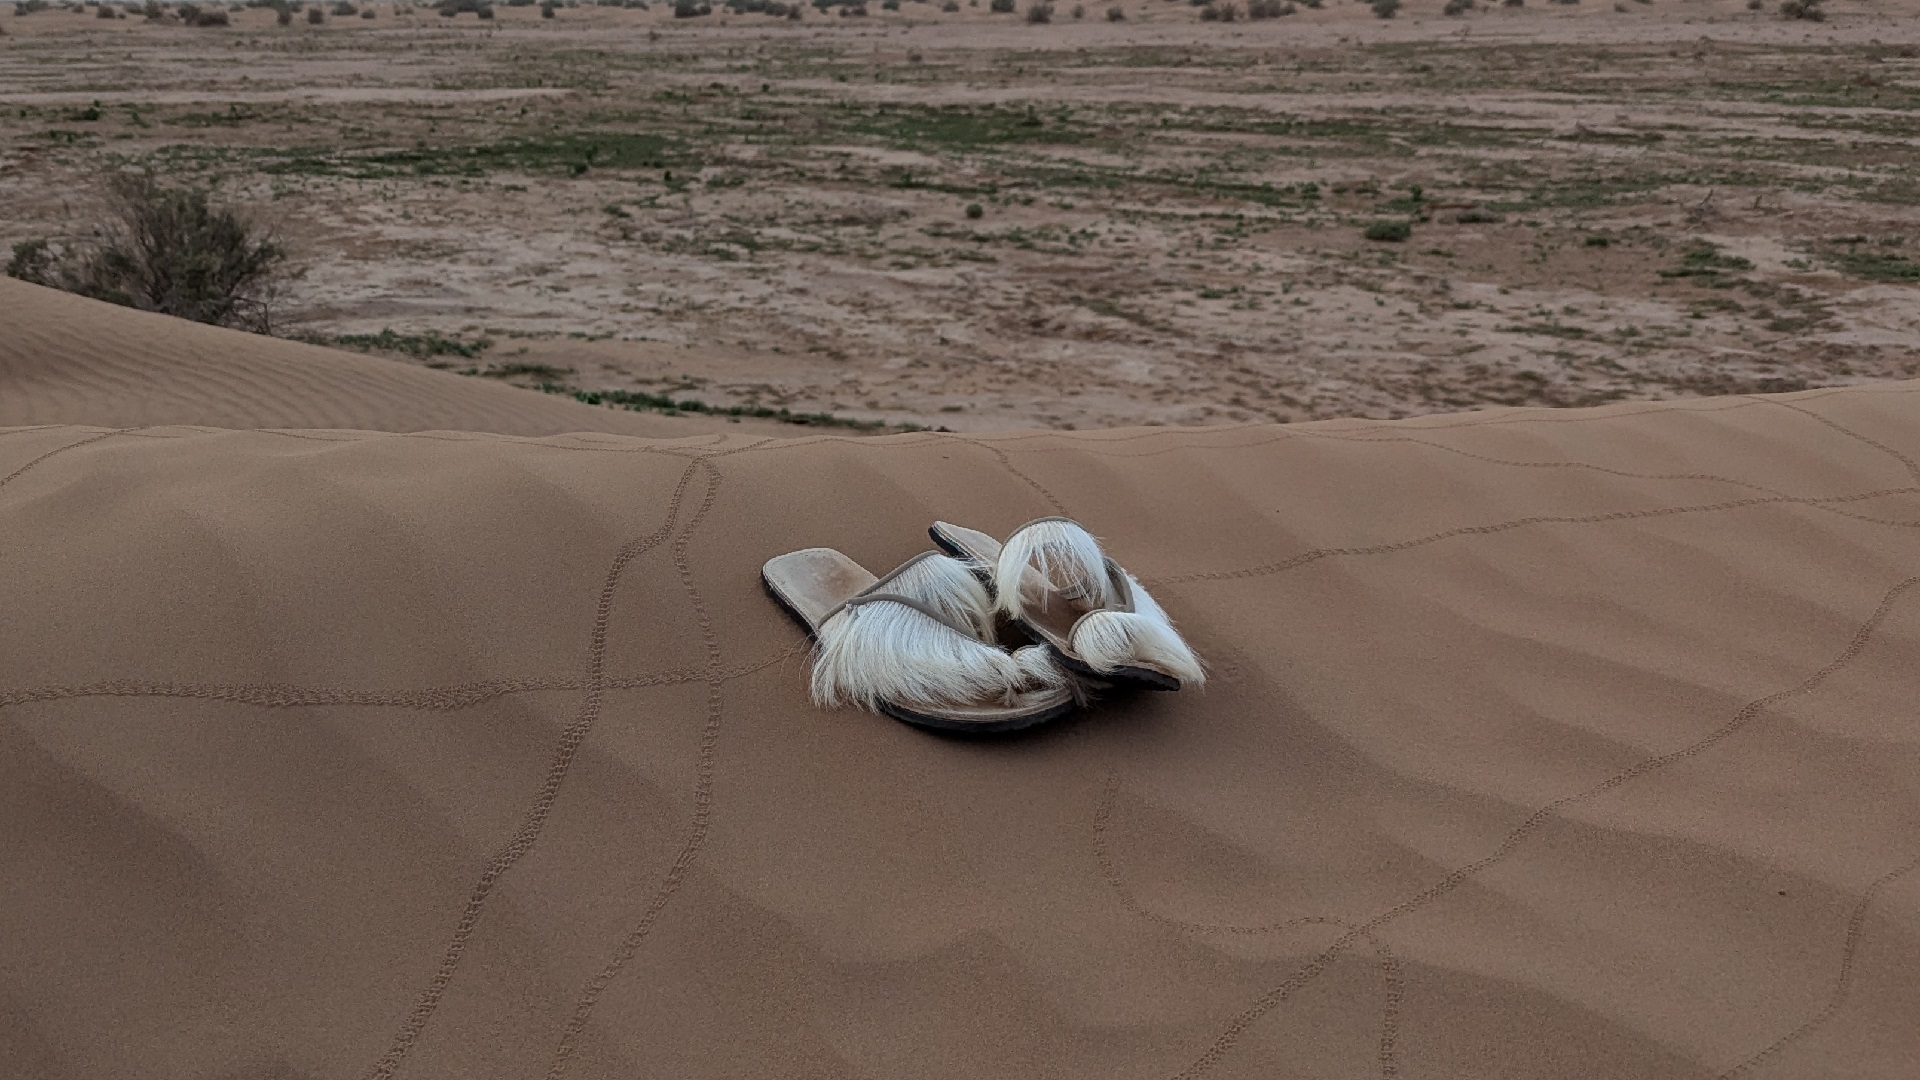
xmin=810 ymin=554 xmax=1072 ymax=711
xmin=995 ymin=520 xmax=1206 ymax=687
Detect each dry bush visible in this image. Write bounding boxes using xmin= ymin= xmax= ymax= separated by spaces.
xmin=1246 ymin=0 xmax=1289 ymax=17
xmin=1025 ymin=0 xmax=1049 ymax=18
xmin=6 ymin=175 xmax=295 ymax=334
xmin=1779 ymin=0 xmax=1820 ymax=17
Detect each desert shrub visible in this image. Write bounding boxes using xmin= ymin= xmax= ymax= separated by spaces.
xmin=329 ymin=0 xmax=352 ymax=10
xmin=359 ymin=4 xmax=373 ymax=12
xmin=1070 ymin=1 xmax=1081 ymax=12
xmin=1024 ymin=0 xmax=1048 ymax=18
xmin=1200 ymin=0 xmax=1237 ymax=17
xmin=1453 ymin=207 xmax=1503 ymax=223
xmin=542 ymin=0 xmax=558 ymax=11
xmin=306 ymin=4 xmax=322 ymax=17
xmin=1502 ymin=0 xmax=1521 ymax=6
xmin=989 ymin=0 xmax=1012 ymax=10
xmin=14 ymin=0 xmax=51 ymax=14
xmin=1104 ymin=2 xmax=1120 ymax=14
xmin=1368 ymin=0 xmax=1396 ymax=16
xmin=1442 ymin=0 xmax=1470 ymax=12
xmin=1246 ymin=0 xmax=1287 ymax=15
xmin=476 ymin=2 xmax=492 ymax=13
xmin=277 ymin=4 xmax=291 ymax=19
xmin=882 ymin=0 xmax=899 ymax=8
xmin=942 ymin=0 xmax=957 ymax=7
xmin=194 ymin=6 xmax=230 ymax=19
xmin=1363 ymin=220 xmax=1411 ymax=242
xmin=96 ymin=3 xmax=116 ymax=15
xmin=1779 ymin=0 xmax=1820 ymax=17
xmin=7 ymin=176 xmax=294 ymax=333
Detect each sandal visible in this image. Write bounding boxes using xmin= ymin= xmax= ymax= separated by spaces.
xmin=761 ymin=547 xmax=1080 ymax=732
xmin=928 ymin=518 xmax=1205 ymax=691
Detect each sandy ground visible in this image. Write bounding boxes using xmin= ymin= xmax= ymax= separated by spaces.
xmin=2 ymin=0 xmax=1917 ymax=430
xmin=9 ymin=367 xmax=1920 ymax=1078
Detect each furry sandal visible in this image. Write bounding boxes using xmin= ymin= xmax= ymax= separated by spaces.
xmin=761 ymin=547 xmax=1080 ymax=732
xmin=928 ymin=518 xmax=1204 ymax=691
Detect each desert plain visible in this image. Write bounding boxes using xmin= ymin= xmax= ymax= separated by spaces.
xmin=1 ymin=0 xmax=1917 ymax=430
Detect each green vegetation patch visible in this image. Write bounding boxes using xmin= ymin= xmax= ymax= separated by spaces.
xmin=546 ymin=385 xmax=923 ymax=430
xmin=1364 ymin=220 xmax=1412 ymax=242
xmin=1825 ymin=247 xmax=1920 ymax=283
xmin=314 ymin=329 xmax=493 ymax=358
xmin=848 ymin=105 xmax=1090 ymax=151
xmin=1658 ymin=241 xmax=1753 ymax=286
xmin=254 ymin=132 xmax=682 ymax=178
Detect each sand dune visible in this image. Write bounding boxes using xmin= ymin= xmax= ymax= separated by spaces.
xmin=4 ymin=291 xmax=1919 ymax=1079
xmin=0 ymin=278 xmax=751 ymax=438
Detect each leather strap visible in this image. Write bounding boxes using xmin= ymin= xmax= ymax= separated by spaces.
xmin=821 ymin=551 xmax=980 ymax=640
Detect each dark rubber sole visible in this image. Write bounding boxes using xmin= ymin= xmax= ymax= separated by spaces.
xmin=929 ymin=526 xmax=1182 ymax=693
xmin=761 ymin=571 xmax=1077 ymax=734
